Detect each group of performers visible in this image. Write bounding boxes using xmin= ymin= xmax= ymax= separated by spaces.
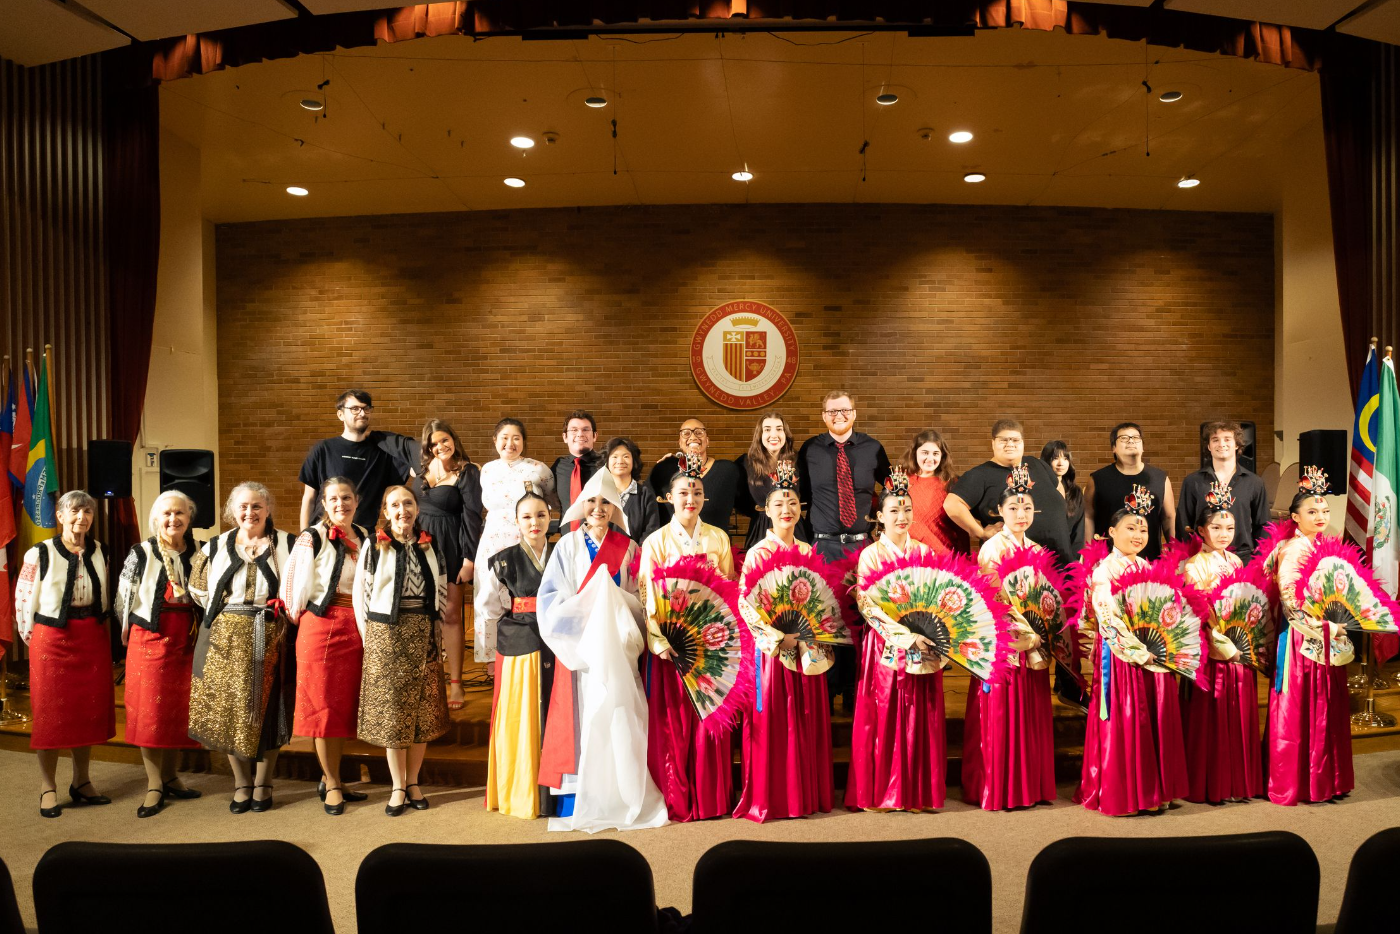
xmin=13 ymin=389 xmax=1393 ymax=828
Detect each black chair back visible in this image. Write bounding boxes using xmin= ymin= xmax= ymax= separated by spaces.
xmin=33 ymin=840 xmax=334 ymax=934
xmin=1020 ymin=832 xmax=1318 ymax=934
xmin=0 ymin=857 xmax=23 ymax=934
xmin=356 ymin=841 xmax=657 ymax=934
xmin=692 ymin=838 xmax=991 ymax=934
xmin=1336 ymin=826 xmax=1400 ymax=934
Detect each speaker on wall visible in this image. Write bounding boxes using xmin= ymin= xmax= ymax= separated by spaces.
xmin=1199 ymin=421 xmax=1257 ymax=473
xmin=160 ymin=449 xmax=215 ymax=529
xmin=1297 ymin=430 xmax=1347 ymax=494
xmin=87 ymin=440 xmax=132 ymax=499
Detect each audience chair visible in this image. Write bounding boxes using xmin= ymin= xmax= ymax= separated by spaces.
xmin=0 ymin=857 xmax=23 ymax=934
xmin=692 ymin=838 xmax=991 ymax=934
xmin=33 ymin=840 xmax=334 ymax=934
xmin=1335 ymin=827 xmax=1400 ymax=934
xmin=1020 ymin=832 xmax=1318 ymax=934
xmin=357 ymin=841 xmax=657 ymax=934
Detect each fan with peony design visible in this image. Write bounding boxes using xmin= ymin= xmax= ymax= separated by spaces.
xmin=1294 ymin=536 xmax=1400 ymax=635
xmin=1206 ymin=564 xmax=1276 ymax=672
xmin=858 ymin=548 xmax=1012 ymax=681
xmin=742 ymin=544 xmax=853 ymax=645
xmin=1111 ymin=562 xmax=1211 ymax=685
xmin=993 ymin=545 xmax=1072 ymax=671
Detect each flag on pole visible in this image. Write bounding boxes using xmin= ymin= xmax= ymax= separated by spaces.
xmin=1347 ymin=343 xmax=1381 ymax=547
xmin=9 ymin=361 xmax=31 ymax=490
xmin=0 ymin=374 xmax=14 ymax=547
xmin=17 ymin=356 xmax=56 ymax=554
xmin=1372 ymin=353 xmax=1400 ymax=665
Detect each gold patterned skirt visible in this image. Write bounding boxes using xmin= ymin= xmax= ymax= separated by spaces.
xmin=189 ymin=609 xmax=292 ymax=760
xmin=358 ymin=611 xmax=450 ymax=749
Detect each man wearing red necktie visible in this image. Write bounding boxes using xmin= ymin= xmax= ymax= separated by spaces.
xmin=551 ymin=410 xmax=601 ymax=533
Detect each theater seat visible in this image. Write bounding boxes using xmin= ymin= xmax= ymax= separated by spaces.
xmin=356 ymin=841 xmax=657 ymax=934
xmin=1020 ymin=832 xmax=1318 ymax=934
xmin=33 ymin=840 xmax=334 ymax=934
xmin=0 ymin=856 xmax=23 ymax=934
xmin=691 ymin=838 xmax=991 ymax=934
xmin=1335 ymin=827 xmax=1400 ymax=934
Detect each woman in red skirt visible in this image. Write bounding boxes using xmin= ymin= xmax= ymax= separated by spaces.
xmin=281 ymin=477 xmax=369 ymax=815
xmin=15 ymin=490 xmax=115 ymax=818
xmin=115 ymin=490 xmax=203 ymax=818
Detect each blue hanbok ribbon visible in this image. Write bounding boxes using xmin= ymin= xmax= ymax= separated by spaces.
xmin=1098 ymin=638 xmax=1112 ymax=721
xmin=1273 ymin=624 xmax=1291 ymax=694
xmin=754 ymin=645 xmax=764 ymax=713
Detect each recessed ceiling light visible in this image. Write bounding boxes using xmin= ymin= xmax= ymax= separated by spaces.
xmin=963 ymin=173 xmax=986 ymax=183
xmin=876 ymin=92 xmax=899 ymax=105
xmin=286 ymin=186 xmax=309 ymax=196
xmin=1177 ymin=177 xmax=1200 ymax=189
xmin=948 ymin=130 xmax=974 ymax=144
xmin=504 ymin=177 xmax=526 ymax=188
xmin=298 ymin=98 xmax=323 ymax=112
xmin=510 ymin=136 xmax=535 ymax=149
xmin=1159 ymin=90 xmax=1184 ymax=103
xmin=584 ymin=96 xmax=608 ymax=108
xmin=732 ymin=170 xmax=753 ymax=182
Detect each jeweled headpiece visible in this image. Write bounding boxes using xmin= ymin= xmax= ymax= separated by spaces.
xmin=1123 ymin=483 xmax=1155 ymax=517
xmin=1005 ymin=464 xmax=1034 ymax=498
xmin=1204 ymin=480 xmax=1235 ymax=513
xmin=1299 ymin=465 xmax=1329 ymax=496
xmin=676 ymin=451 xmax=705 ymax=481
xmin=771 ymin=460 xmax=799 ymax=494
xmin=884 ymin=465 xmax=910 ymax=498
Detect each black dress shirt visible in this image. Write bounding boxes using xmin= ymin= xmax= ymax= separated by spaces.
xmin=796 ymin=431 xmax=891 ymax=537
xmin=1176 ymin=465 xmax=1269 ymax=563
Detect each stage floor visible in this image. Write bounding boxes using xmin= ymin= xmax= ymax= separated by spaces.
xmin=1 ymin=748 xmax=1397 ymax=932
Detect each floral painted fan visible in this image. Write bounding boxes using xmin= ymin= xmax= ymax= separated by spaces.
xmin=993 ymin=545 xmax=1072 ymax=672
xmin=1111 ymin=562 xmax=1211 ymax=686
xmin=651 ymin=554 xmax=753 ymax=732
xmin=742 ymin=545 xmax=853 ymax=645
xmin=1207 ymin=563 xmax=1276 ymax=672
xmin=858 ymin=548 xmax=1012 ymax=681
xmin=1294 ymin=536 xmax=1400 ymax=634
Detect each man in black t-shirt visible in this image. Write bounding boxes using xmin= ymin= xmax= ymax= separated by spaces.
xmin=298 ymin=389 xmax=417 ymax=531
xmin=1086 ymin=422 xmax=1174 ymax=562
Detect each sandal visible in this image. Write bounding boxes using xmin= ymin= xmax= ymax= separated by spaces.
xmin=447 ymin=678 xmax=465 ymax=711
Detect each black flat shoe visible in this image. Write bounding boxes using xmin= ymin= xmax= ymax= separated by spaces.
xmin=385 ymin=787 xmax=407 ymax=817
xmin=69 ymin=782 xmax=111 ymax=806
xmin=322 ymin=785 xmax=346 ymax=816
xmin=39 ymin=790 xmax=61 ymax=818
xmin=229 ymin=784 xmax=253 ymax=814
xmin=405 ymin=783 xmax=429 ymax=811
xmin=250 ymin=783 xmax=274 ymax=813
xmin=162 ymin=781 xmax=201 ymax=800
xmin=319 ymin=779 xmax=368 ymax=803
xmin=137 ymin=788 xmax=166 ymax=819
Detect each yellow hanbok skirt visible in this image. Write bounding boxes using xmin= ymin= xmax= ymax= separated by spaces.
xmin=487 ymin=651 xmax=543 ymax=818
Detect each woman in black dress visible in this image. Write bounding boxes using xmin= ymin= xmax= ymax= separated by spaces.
xmin=411 ymin=419 xmax=483 ymax=710
xmin=735 ymin=410 xmax=797 ymax=550
xmin=605 ymin=436 xmax=661 ymax=544
xmin=1040 ymin=440 xmax=1085 ymax=554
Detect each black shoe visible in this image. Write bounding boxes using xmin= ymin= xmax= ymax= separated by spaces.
xmin=323 ymin=784 xmax=346 ymax=816
xmin=250 ymin=783 xmax=274 ymax=813
xmin=319 ymin=779 xmax=368 ymax=803
xmin=137 ymin=788 xmax=166 ymax=819
xmin=405 ymin=783 xmax=429 ymax=811
xmin=162 ymin=780 xmax=202 ymax=800
xmin=68 ymin=782 xmax=112 ymax=806
xmin=385 ymin=787 xmax=407 ymax=817
xmin=39 ymin=790 xmax=62 ymax=818
xmin=229 ymin=784 xmax=253 ymax=814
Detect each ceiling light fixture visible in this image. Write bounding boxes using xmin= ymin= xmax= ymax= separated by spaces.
xmin=876 ymin=92 xmax=899 ymax=105
xmin=286 ymin=186 xmax=309 ymax=196
xmin=1177 ymin=177 xmax=1200 ymax=189
xmin=948 ymin=130 xmax=973 ymax=144
xmin=504 ymin=177 xmax=526 ymax=188
xmin=963 ymin=173 xmax=986 ymax=183
xmin=732 ymin=170 xmax=753 ymax=182
xmin=510 ymin=136 xmax=535 ymax=149
xmin=1159 ymin=90 xmax=1184 ymax=103
xmin=584 ymin=96 xmax=608 ymax=108
xmin=298 ymin=98 xmax=324 ymax=112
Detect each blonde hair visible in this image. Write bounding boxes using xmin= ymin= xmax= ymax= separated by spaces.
xmin=223 ymin=481 xmax=274 ymax=527
xmin=147 ymin=490 xmax=197 ymax=540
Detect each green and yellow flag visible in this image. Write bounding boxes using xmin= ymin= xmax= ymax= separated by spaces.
xmin=17 ymin=356 xmax=56 ymax=552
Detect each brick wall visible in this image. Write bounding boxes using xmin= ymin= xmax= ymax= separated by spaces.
xmin=214 ymin=202 xmax=1275 ymax=529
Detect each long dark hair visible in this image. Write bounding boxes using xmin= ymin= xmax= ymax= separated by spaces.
xmin=745 ymin=410 xmax=796 ymax=482
xmin=420 ymin=419 xmax=469 ymax=478
xmin=1040 ymin=440 xmax=1083 ymax=515
xmin=901 ymin=429 xmax=957 ymax=484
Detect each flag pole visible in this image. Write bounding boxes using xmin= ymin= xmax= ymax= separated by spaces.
xmin=1355 ymin=345 xmax=1397 ymax=728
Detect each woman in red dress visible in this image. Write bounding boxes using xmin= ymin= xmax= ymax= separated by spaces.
xmin=903 ymin=429 xmax=969 ymax=555
xmin=116 ymin=490 xmax=203 ymax=818
xmin=15 ymin=490 xmax=115 ymax=818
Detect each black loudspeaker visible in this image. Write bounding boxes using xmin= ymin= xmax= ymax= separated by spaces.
xmin=1198 ymin=421 xmax=1257 ymax=473
xmin=1298 ymin=430 xmax=1348 ymax=494
xmin=160 ymin=449 xmax=215 ymax=529
xmin=87 ymin=440 xmax=132 ymax=499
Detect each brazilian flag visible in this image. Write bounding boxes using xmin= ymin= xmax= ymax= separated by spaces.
xmin=18 ymin=357 xmax=56 ymax=551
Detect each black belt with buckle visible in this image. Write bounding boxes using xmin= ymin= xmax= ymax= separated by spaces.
xmin=814 ymin=532 xmax=868 ymax=543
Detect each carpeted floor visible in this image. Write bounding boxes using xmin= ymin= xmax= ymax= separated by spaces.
xmin=2 ymin=748 xmax=1398 ymax=933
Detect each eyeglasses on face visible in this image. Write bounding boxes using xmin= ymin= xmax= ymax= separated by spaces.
xmin=680 ymin=429 xmax=708 ymax=439
xmin=994 ymin=436 xmax=1022 ymax=446
xmin=566 ymin=428 xmax=594 ymax=437
xmin=1117 ymin=435 xmax=1143 ymax=444
xmin=339 ymin=405 xmax=372 ymax=415
xmin=824 ymin=408 xmax=855 ymax=417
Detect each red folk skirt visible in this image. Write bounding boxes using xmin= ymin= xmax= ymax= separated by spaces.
xmin=124 ymin=600 xmax=200 ymax=749
xmin=962 ymin=661 xmax=1056 ymax=810
xmin=733 ymin=651 xmax=834 ymax=823
xmin=29 ymin=615 xmax=115 ymax=750
xmin=646 ymin=654 xmax=734 ymax=822
xmin=293 ymin=599 xmax=363 ymax=738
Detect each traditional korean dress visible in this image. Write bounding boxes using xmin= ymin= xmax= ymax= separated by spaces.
xmin=537 ymin=525 xmax=667 ymax=832
xmin=478 ymin=537 xmax=551 ymax=818
xmin=1266 ymin=531 xmax=1355 ymax=805
xmin=281 ymin=521 xmax=368 ymax=739
xmin=472 ymin=456 xmax=555 ymax=661
xmin=116 ymin=536 xmax=200 ymax=749
xmin=1181 ymin=549 xmax=1263 ymax=803
xmin=188 ymin=529 xmax=296 ymax=760
xmin=638 ymin=517 xmax=738 ymax=822
xmin=734 ymin=531 xmax=834 ymax=822
xmin=1075 ymin=548 xmax=1189 ymax=815
xmin=352 ymin=531 xmax=450 ymax=749
xmin=963 ymin=529 xmax=1056 ymax=810
xmin=15 ymin=536 xmax=114 ymax=750
xmin=845 ymin=534 xmax=947 ymax=811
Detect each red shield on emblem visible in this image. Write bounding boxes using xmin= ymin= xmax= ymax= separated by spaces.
xmin=723 ymin=331 xmax=747 ymax=381
xmin=744 ymin=331 xmax=766 ymax=381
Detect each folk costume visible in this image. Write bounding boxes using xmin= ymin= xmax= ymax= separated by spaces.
xmin=15 ymin=536 xmax=114 ymax=750
xmin=638 ymin=454 xmax=738 ymax=822
xmin=351 ymin=529 xmax=450 ymax=749
xmin=116 ymin=536 xmax=200 ymax=750
xmin=473 ymin=456 xmax=555 ymax=662
xmin=537 ymin=469 xmax=667 ymax=832
xmin=281 ymin=521 xmax=370 ymax=739
xmin=188 ymin=528 xmax=297 ymax=760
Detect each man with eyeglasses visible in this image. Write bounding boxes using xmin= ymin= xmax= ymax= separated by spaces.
xmin=297 ymin=389 xmax=417 ymax=530
xmin=1086 ymin=421 xmax=1175 ymax=560
xmin=550 ymin=410 xmax=602 ymax=528
xmin=647 ymin=417 xmax=743 ymax=530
